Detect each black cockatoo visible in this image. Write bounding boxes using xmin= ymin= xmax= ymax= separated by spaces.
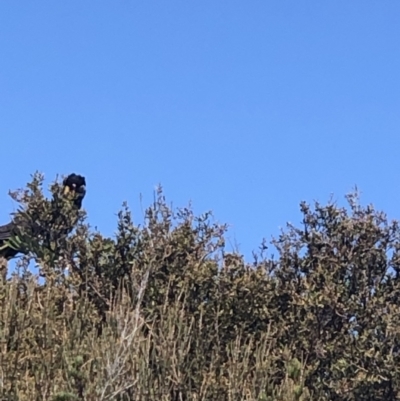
xmin=0 ymin=173 xmax=86 ymax=259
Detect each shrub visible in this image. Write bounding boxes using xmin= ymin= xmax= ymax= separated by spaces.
xmin=1 ymin=174 xmax=400 ymax=400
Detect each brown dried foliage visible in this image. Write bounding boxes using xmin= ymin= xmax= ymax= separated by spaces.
xmin=1 ymin=174 xmax=400 ymax=400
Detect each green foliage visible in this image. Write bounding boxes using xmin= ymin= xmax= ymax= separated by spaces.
xmin=2 ymin=174 xmax=400 ymax=400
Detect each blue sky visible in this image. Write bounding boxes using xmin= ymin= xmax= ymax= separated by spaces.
xmin=0 ymin=1 xmax=399 ymax=258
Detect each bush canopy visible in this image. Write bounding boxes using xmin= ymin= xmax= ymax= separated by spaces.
xmin=1 ymin=173 xmax=400 ymax=401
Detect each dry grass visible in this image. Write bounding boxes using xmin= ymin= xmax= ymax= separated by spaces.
xmin=0 ymin=267 xmax=308 ymax=401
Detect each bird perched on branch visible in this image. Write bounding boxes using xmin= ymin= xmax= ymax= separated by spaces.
xmin=0 ymin=173 xmax=86 ymax=259
xmin=61 ymin=173 xmax=86 ymax=208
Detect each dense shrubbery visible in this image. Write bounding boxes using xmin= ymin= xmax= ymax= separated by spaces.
xmin=2 ymin=173 xmax=400 ymax=400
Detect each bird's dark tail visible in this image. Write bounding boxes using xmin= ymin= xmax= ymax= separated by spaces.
xmin=0 ymin=221 xmax=19 ymax=259
xmin=0 ymin=222 xmax=15 ymax=241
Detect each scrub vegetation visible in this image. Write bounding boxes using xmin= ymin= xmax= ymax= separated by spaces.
xmin=2 ymin=173 xmax=400 ymax=400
